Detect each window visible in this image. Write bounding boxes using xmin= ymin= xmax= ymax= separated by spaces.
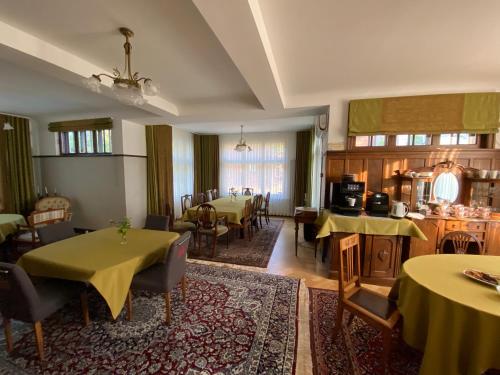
xmin=395 ymin=134 xmax=431 ymax=146
xmin=355 ymin=135 xmax=386 ymax=147
xmin=439 ymin=133 xmax=476 ymax=145
xmin=172 ymin=128 xmax=194 ymax=219
xmin=219 ymin=132 xmax=295 ymax=216
xmin=59 ymin=129 xmax=112 ymax=155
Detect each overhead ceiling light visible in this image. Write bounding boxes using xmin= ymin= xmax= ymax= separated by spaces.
xmin=3 ymin=122 xmax=14 ymax=131
xmin=83 ymin=27 xmax=158 ymax=106
xmin=234 ymin=125 xmax=252 ymax=152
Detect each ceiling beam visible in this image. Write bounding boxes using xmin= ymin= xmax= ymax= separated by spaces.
xmin=193 ymin=0 xmax=285 ymax=111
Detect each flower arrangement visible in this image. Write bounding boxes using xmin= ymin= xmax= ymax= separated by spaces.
xmin=110 ymin=217 xmax=131 ymax=244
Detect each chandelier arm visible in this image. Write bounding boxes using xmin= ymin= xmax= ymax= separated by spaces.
xmin=93 ymin=73 xmax=116 ymax=81
xmin=135 ymin=77 xmax=151 ymax=83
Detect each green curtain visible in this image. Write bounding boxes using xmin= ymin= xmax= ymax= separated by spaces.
xmin=0 ymin=115 xmax=36 ymax=214
xmin=193 ymin=134 xmax=219 ymax=194
xmin=348 ymin=92 xmax=500 ymax=135
xmin=294 ymin=129 xmax=313 ymax=207
xmin=146 ymin=125 xmax=173 ymax=215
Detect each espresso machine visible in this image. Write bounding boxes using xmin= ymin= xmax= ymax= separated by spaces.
xmin=330 ymin=175 xmax=365 ymax=216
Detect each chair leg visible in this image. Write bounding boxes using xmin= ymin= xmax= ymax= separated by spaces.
xmin=80 ymin=291 xmax=90 ymax=326
xmin=211 ymin=234 xmax=217 ymax=257
xmin=332 ymin=303 xmax=344 ymax=340
xmin=164 ymin=291 xmax=171 ymax=325
xmin=347 ymin=312 xmax=355 ymax=326
xmin=3 ymin=318 xmax=13 ymax=354
xmin=33 ymin=321 xmax=44 ymax=361
xmin=126 ymin=290 xmax=133 ymax=321
xmin=226 ymin=231 xmax=229 ymax=248
xmin=381 ymin=329 xmax=392 ymax=374
xmin=198 ymin=231 xmax=201 ymax=254
xmin=181 ymin=275 xmax=187 ymax=301
xmin=259 ymin=213 xmax=263 ymax=229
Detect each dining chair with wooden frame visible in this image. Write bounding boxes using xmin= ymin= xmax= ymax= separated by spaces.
xmin=439 ymin=231 xmax=483 ymax=255
xmin=196 ymin=192 xmax=207 ymax=205
xmin=242 ymin=187 xmax=254 ymax=196
xmin=195 ymin=204 xmax=229 ymax=257
xmin=333 ymin=234 xmax=400 ymax=374
xmin=212 ymin=188 xmax=218 ymax=199
xmin=180 ymin=194 xmax=194 ymax=215
xmin=206 ymin=190 xmax=213 ymax=202
xmin=251 ymin=194 xmax=263 ymax=231
xmin=257 ymin=192 xmax=271 ymax=227
xmin=240 ymin=199 xmax=253 ymax=241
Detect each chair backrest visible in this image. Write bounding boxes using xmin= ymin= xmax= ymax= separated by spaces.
xmin=180 ymin=194 xmax=193 ymax=214
xmin=27 ymin=208 xmax=66 ymax=227
xmin=439 ymin=231 xmax=483 ymax=254
xmin=0 ymin=262 xmax=40 ymax=322
xmin=37 ymin=221 xmax=75 ymax=245
xmin=243 ymin=188 xmax=253 ymax=196
xmin=164 ymin=204 xmax=175 ymax=231
xmin=212 ymin=188 xmax=218 ymax=199
xmin=196 ymin=192 xmax=207 ymax=205
xmin=265 ymin=192 xmax=271 ymax=208
xmin=144 ymin=215 xmax=170 ymax=231
xmin=338 ymin=234 xmax=362 ymax=300
xmin=243 ymin=199 xmax=252 ymax=221
xmin=206 ymin=190 xmax=213 ymax=202
xmin=35 ymin=196 xmax=72 ymax=221
xmin=196 ymin=203 xmax=217 ymax=231
xmin=162 ymin=232 xmax=191 ymax=290
xmin=252 ymin=194 xmax=263 ymax=215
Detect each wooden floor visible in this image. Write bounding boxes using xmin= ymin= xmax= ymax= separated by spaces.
xmin=266 ymin=217 xmax=389 ymax=294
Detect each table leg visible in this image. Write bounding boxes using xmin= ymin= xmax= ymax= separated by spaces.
xmin=295 ymin=221 xmax=299 ymax=256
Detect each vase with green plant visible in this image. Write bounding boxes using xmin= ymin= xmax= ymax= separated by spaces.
xmin=110 ymin=217 xmax=131 ymax=244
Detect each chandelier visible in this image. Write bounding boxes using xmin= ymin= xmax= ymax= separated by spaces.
xmin=83 ymin=27 xmax=158 ymax=105
xmin=234 ymin=125 xmax=252 ymax=152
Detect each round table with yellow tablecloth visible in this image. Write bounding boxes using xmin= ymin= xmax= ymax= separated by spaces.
xmin=397 ymin=254 xmax=500 ymax=375
xmin=0 ymin=214 xmax=26 ymax=244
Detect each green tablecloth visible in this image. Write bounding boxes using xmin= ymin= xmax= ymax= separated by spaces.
xmin=18 ymin=228 xmax=179 ymax=319
xmin=183 ymin=196 xmax=250 ymax=225
xmin=0 ymin=214 xmax=26 ymax=244
xmin=397 ymin=255 xmax=500 ymax=375
xmin=315 ymin=210 xmax=427 ymax=239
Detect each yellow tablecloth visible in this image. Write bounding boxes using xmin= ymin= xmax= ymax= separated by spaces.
xmin=183 ymin=196 xmax=250 ymax=225
xmin=315 ymin=210 xmax=427 ymax=240
xmin=397 ymin=255 xmax=500 ymax=375
xmin=17 ymin=228 xmax=179 ymax=319
xmin=0 ymin=214 xmax=26 ymax=244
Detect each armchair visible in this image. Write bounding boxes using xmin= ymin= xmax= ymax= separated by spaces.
xmin=13 ymin=209 xmax=66 ymax=251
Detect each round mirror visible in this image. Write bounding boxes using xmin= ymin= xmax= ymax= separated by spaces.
xmin=433 ymin=172 xmax=459 ymax=202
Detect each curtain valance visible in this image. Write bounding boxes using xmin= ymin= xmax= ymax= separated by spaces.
xmin=348 ymin=93 xmax=500 ymax=135
xmin=48 ymin=117 xmax=113 ymax=132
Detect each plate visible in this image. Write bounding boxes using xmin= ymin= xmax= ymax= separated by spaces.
xmin=463 ymin=269 xmax=500 ymax=288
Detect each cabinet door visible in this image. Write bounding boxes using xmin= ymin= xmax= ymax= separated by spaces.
xmin=363 ymin=235 xmax=400 ymax=279
xmin=409 ymin=219 xmax=441 ymax=257
xmin=485 ymin=222 xmax=500 ymax=255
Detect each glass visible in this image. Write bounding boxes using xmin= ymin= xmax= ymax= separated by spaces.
xmin=396 ymin=134 xmax=410 ymax=146
xmin=355 ymin=136 xmax=370 ymax=147
xmin=416 ymin=180 xmax=432 ymax=207
xmin=413 ymin=134 xmax=430 ymax=145
xmin=372 ymin=135 xmax=386 ymax=146
xmin=68 ymin=132 xmax=76 ymax=154
xmin=458 ymin=133 xmax=476 ymax=145
xmin=433 ymin=172 xmax=459 ymax=202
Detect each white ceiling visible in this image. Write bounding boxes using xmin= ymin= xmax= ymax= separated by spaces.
xmin=1 ymin=0 xmax=500 ymax=134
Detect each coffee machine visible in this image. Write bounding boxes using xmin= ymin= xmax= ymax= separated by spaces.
xmin=366 ymin=192 xmax=389 ymax=217
xmin=330 ymin=175 xmax=365 ymax=216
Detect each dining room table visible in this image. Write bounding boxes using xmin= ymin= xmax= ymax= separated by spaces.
xmin=17 ymin=227 xmax=179 ymax=319
xmin=396 ymin=254 xmax=500 ymax=375
xmin=183 ymin=196 xmax=251 ymax=226
xmin=0 ymin=213 xmax=26 ymax=244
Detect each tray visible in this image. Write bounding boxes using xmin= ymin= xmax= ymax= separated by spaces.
xmin=463 ymin=269 xmax=500 ymax=288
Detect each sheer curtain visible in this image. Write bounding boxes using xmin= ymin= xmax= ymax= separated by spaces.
xmin=220 ymin=132 xmax=296 ymax=216
xmin=172 ymin=128 xmax=194 ymax=219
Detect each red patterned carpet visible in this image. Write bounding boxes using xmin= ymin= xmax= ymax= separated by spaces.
xmin=309 ymin=288 xmax=422 ymax=375
xmin=0 ymin=263 xmax=299 ymax=374
xmin=188 ymin=219 xmax=284 ymax=268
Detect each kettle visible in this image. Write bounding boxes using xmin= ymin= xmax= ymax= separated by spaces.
xmin=391 ymin=201 xmax=409 ymax=218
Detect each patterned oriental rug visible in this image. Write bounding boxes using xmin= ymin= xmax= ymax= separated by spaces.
xmin=309 ymin=288 xmax=422 ymax=375
xmin=0 ymin=263 xmax=299 ymax=374
xmin=188 ymin=219 xmax=284 ymax=268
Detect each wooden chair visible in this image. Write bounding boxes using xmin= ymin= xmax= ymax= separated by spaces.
xmin=0 ymin=262 xmax=88 ymax=360
xmin=180 ymin=194 xmax=194 ymax=215
xmin=258 ymin=192 xmax=271 ymax=227
xmin=333 ymin=234 xmax=400 ymax=374
xmin=37 ymin=221 xmax=76 ymax=246
xmin=165 ymin=203 xmax=196 ymax=238
xmin=212 ymin=188 xmax=218 ymax=199
xmin=196 ymin=204 xmax=229 ymax=257
xmin=196 ymin=192 xmax=207 ymax=205
xmin=439 ymin=231 xmax=483 ymax=254
xmin=128 ymin=232 xmax=191 ymax=325
xmin=251 ymin=194 xmax=263 ymax=231
xmin=242 ymin=187 xmax=254 ymax=196
xmin=34 ymin=196 xmax=72 ymax=221
xmin=12 ymin=209 xmax=66 ymax=250
xmin=144 ymin=215 xmax=169 ymax=231
xmin=206 ymin=190 xmax=213 ymax=202
xmin=239 ymin=199 xmax=253 ymax=241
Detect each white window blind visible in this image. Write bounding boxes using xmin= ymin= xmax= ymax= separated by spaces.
xmin=219 ymin=132 xmax=296 ymax=216
xmin=172 ymin=128 xmax=194 ymax=219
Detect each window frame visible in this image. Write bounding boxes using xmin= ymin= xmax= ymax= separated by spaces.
xmin=58 ymin=129 xmax=112 ymax=156
xmin=347 ymin=133 xmax=493 ymax=151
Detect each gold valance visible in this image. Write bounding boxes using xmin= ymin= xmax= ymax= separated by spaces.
xmin=348 ymin=93 xmax=500 ymax=135
xmin=48 ymin=117 xmax=113 ymax=132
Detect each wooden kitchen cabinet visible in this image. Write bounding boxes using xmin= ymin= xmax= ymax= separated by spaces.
xmin=409 ymin=218 xmax=442 ymax=257
xmin=485 ymin=221 xmax=500 ymax=255
xmin=363 ymin=235 xmax=402 ymax=279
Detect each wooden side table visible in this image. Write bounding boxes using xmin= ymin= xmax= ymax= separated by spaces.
xmin=294 ymin=207 xmax=318 ymax=256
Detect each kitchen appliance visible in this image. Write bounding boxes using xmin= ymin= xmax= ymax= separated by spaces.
xmin=331 ymin=175 xmax=365 ymax=216
xmin=366 ymin=192 xmax=389 ymax=217
xmin=391 ymin=201 xmax=409 ymax=218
